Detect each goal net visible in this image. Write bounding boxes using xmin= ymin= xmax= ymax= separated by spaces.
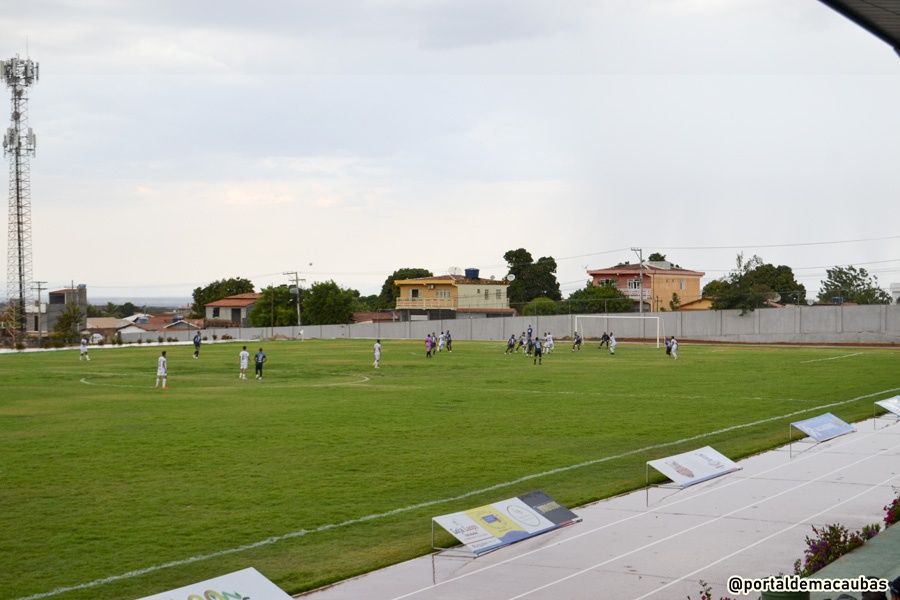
xmin=573 ymin=315 xmax=664 ymax=348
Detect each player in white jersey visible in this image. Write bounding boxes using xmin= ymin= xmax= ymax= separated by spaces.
xmin=437 ymin=331 xmax=446 ymax=352
xmin=373 ymin=339 xmax=382 ymax=368
xmin=239 ymin=346 xmax=250 ymax=379
xmin=544 ymin=332 xmax=554 ymax=354
xmin=79 ymin=336 xmax=91 ymax=361
xmin=155 ymin=351 xmax=168 ymax=389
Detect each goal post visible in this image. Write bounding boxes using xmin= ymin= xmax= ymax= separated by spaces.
xmin=573 ymin=315 xmax=664 ymax=348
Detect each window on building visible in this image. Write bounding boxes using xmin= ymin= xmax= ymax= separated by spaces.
xmin=496 ymin=290 xmax=502 ymax=300
xmin=484 ymin=290 xmax=489 ymax=300
xmin=437 ymin=290 xmax=450 ymax=299
xmin=627 ymin=279 xmax=641 ymax=290
xmin=212 ymin=307 xmax=220 ymax=318
xmin=680 ymin=280 xmax=686 ymax=290
xmin=411 ymin=289 xmax=419 ymax=298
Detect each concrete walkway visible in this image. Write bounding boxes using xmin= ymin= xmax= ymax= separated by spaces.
xmin=300 ymin=417 xmax=900 ymax=600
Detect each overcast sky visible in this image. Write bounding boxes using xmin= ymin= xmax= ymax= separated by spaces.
xmin=2 ymin=0 xmax=899 ymax=302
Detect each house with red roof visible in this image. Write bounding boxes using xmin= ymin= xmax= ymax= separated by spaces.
xmin=204 ymin=293 xmax=262 ymax=326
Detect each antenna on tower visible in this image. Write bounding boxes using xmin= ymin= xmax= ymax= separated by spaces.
xmin=3 ymin=53 xmax=39 ymax=336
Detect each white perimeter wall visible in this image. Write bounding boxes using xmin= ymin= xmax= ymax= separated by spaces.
xmin=118 ymin=305 xmax=900 ymax=346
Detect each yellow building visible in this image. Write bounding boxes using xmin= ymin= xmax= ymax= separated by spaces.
xmin=586 ymin=261 xmax=705 ymax=312
xmin=394 ymin=272 xmax=513 ymax=320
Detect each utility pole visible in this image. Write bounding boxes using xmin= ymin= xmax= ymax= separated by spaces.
xmin=631 ymin=247 xmax=643 ymax=314
xmin=33 ymin=280 xmax=45 ymax=345
xmin=283 ymin=270 xmax=307 ymax=326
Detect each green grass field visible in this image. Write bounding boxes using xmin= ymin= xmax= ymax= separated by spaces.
xmin=2 ymin=339 xmax=898 ymax=600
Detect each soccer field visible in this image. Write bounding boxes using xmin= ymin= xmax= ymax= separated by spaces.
xmin=2 ymin=339 xmax=898 ymax=600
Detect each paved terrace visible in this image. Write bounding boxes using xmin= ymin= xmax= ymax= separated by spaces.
xmin=300 ymin=417 xmax=900 ymax=600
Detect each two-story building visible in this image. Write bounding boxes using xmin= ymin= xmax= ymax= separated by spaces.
xmin=586 ymin=261 xmax=705 ymax=312
xmin=394 ymin=269 xmax=514 ymax=321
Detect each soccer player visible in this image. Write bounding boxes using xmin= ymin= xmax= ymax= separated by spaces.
xmin=505 ymin=334 xmax=516 ymax=354
xmin=437 ymin=331 xmax=446 ymax=352
xmin=79 ymin=336 xmax=91 ymax=361
xmin=445 ymin=329 xmax=452 ymax=352
xmin=545 ymin=332 xmax=554 ymax=354
xmin=255 ymin=348 xmax=267 ymax=380
xmin=515 ymin=332 xmax=526 ymax=353
xmin=425 ymin=334 xmax=433 ymax=358
xmin=192 ymin=332 xmax=201 ymax=359
xmin=239 ymin=346 xmax=250 ymax=379
xmin=665 ymin=336 xmax=672 ymax=356
xmin=599 ymin=332 xmax=610 ymax=349
xmin=373 ymin=339 xmax=381 ymax=368
xmin=572 ymin=331 xmax=582 ymax=352
xmin=609 ymin=333 xmax=617 ymax=355
xmin=155 ymin=351 xmax=167 ymax=389
xmin=533 ymin=336 xmax=543 ymax=365
xmin=670 ymin=336 xmax=678 ymax=360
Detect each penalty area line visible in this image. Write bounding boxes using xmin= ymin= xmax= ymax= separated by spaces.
xmin=15 ymin=385 xmax=900 ymax=600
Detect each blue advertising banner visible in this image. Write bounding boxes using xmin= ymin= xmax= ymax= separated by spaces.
xmin=791 ymin=412 xmax=854 ymax=442
xmin=433 ymin=491 xmax=579 ymax=555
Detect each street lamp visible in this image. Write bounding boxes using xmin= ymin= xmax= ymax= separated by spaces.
xmin=631 ymin=247 xmax=643 ymax=314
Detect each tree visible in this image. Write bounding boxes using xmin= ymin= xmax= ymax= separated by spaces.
xmin=248 ymin=285 xmax=298 ymax=327
xmin=191 ymin=277 xmax=255 ymax=318
xmin=668 ymin=293 xmax=681 ymax=312
xmin=302 ymin=280 xmax=357 ymax=325
xmin=817 ymin=266 xmax=891 ymax=305
xmin=564 ymin=280 xmax=631 ymax=314
xmin=522 ymin=297 xmax=559 ymax=316
xmin=53 ymin=302 xmax=84 ymax=344
xmin=377 ymin=268 xmax=433 ymax=309
xmin=647 ymin=252 xmax=681 ymax=268
xmin=120 ymin=302 xmax=138 ymax=318
xmin=355 ymin=293 xmax=379 ymax=312
xmin=504 ymin=248 xmax=561 ymax=308
xmin=703 ymin=254 xmax=805 ymax=314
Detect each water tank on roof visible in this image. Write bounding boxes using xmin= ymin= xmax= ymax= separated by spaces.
xmin=464 ymin=268 xmax=479 ymax=279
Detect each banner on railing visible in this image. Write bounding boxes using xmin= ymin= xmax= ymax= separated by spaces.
xmin=876 ymin=395 xmax=900 ymax=417
xmin=433 ymin=490 xmax=580 ymax=555
xmin=647 ymin=446 xmax=741 ymax=488
xmin=135 ymin=567 xmax=293 ymax=600
xmin=791 ymin=412 xmax=854 ymax=442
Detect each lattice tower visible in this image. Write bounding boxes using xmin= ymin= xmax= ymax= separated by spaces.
xmin=2 ymin=55 xmax=39 ymax=334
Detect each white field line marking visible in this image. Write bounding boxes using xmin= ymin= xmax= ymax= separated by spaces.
xmin=14 ymin=386 xmax=900 ymax=600
xmin=505 ymin=440 xmax=900 ymax=600
xmin=632 ymin=471 xmax=900 ymax=600
xmin=801 ymin=352 xmax=863 ymax=364
xmin=78 ymin=374 xmax=370 ymax=389
xmin=388 ymin=428 xmax=896 ymax=600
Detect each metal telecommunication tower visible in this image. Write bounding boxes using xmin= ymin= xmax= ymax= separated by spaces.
xmin=1 ymin=55 xmax=39 ymax=334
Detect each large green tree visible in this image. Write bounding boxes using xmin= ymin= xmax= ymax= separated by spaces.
xmin=248 ymin=285 xmax=299 ymax=327
xmin=565 ymin=280 xmax=632 ymax=314
xmin=191 ymin=277 xmax=255 ymax=318
xmin=303 ymin=280 xmax=357 ymax=325
xmin=817 ymin=266 xmax=891 ymax=305
xmin=377 ymin=268 xmax=433 ymax=309
xmin=703 ymin=254 xmax=805 ymax=314
xmin=504 ymin=248 xmax=561 ymax=308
